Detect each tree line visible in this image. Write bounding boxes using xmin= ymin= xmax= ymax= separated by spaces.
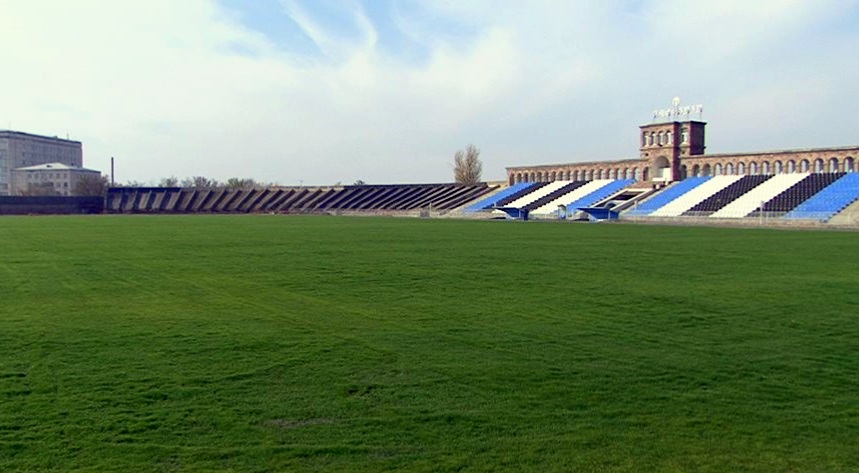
xmin=68 ymin=144 xmax=484 ymax=198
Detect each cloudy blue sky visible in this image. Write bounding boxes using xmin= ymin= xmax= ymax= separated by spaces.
xmin=2 ymin=1 xmax=859 ymax=185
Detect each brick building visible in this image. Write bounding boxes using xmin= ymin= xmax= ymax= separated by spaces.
xmin=506 ymin=119 xmax=858 ymax=186
xmin=0 ymin=131 xmax=83 ymax=195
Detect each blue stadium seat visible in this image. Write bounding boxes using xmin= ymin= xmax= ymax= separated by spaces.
xmin=566 ymin=179 xmax=635 ymax=213
xmin=465 ymin=182 xmax=537 ymax=211
xmin=625 ymin=177 xmax=710 ymax=217
xmin=782 ymin=173 xmax=859 ymax=221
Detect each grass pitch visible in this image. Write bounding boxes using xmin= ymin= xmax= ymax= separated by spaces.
xmin=0 ymin=215 xmax=857 ymax=472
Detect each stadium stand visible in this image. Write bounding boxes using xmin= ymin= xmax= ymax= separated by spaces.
xmin=492 ymin=182 xmax=549 ymax=208
xmin=566 ymin=179 xmax=635 ymax=215
xmin=105 ymin=183 xmax=497 ymax=214
xmin=530 ymin=180 xmax=612 ymax=214
xmin=681 ymin=175 xmax=769 ymax=217
xmin=625 ymin=177 xmax=710 ymax=217
xmin=522 ymin=181 xmax=589 ymax=211
xmin=782 ymin=173 xmax=859 ymax=221
xmin=748 ymin=173 xmax=845 ymax=218
xmin=649 ymin=176 xmax=742 ymax=217
xmin=465 ymin=182 xmax=537 ymax=211
xmin=709 ymin=173 xmax=807 ymax=218
xmin=501 ymin=181 xmax=571 ymax=209
xmin=683 ymin=175 xmax=770 ymax=216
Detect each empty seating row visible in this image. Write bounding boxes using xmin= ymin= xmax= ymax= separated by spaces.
xmin=105 ymin=183 xmax=497 ymax=214
xmin=783 ymin=173 xmax=859 ymax=221
xmin=531 ymin=180 xmax=612 ymax=214
xmin=523 ymin=181 xmax=589 ymax=211
xmin=682 ymin=175 xmax=770 ymax=216
xmin=626 ymin=172 xmax=859 ymax=221
xmin=502 ymin=181 xmax=569 ymax=209
xmin=710 ymin=173 xmax=807 ymax=218
xmin=494 ymin=182 xmax=549 ymax=208
xmin=625 ymin=177 xmax=709 ymax=217
xmin=649 ymin=175 xmax=743 ymax=217
xmin=565 ymin=179 xmax=635 ymax=214
xmin=465 ymin=182 xmax=537 ymax=211
xmin=749 ymin=173 xmax=844 ymax=218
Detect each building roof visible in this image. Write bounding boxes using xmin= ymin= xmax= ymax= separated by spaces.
xmin=14 ymin=162 xmax=100 ymax=173
xmin=0 ymin=130 xmax=82 ymax=145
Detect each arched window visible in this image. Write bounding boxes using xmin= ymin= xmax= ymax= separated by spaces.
xmin=786 ymin=160 xmax=796 ymax=173
xmin=599 ymin=169 xmax=606 ymax=179
xmin=530 ymin=172 xmax=536 ymax=182
xmin=643 ymin=167 xmax=650 ymax=181
xmin=845 ymin=157 xmax=855 ymax=172
xmin=680 ymin=165 xmax=688 ymax=180
xmin=509 ymin=175 xmax=516 ymax=185
xmin=761 ymin=161 xmax=770 ymax=175
xmin=642 ymin=132 xmax=648 ymax=147
xmin=681 ymin=127 xmax=689 ymax=144
xmin=702 ymin=164 xmax=711 ymax=176
xmin=633 ymin=168 xmax=641 ymax=181
xmin=725 ymin=163 xmax=734 ymax=175
xmin=536 ymin=172 xmax=542 ymax=182
xmin=814 ymin=159 xmax=824 ymax=173
xmin=800 ymin=160 xmax=809 ymax=172
xmin=774 ymin=161 xmax=783 ymax=174
xmin=657 ymin=132 xmax=664 ymax=146
xmin=692 ymin=164 xmax=700 ymax=177
xmin=738 ymin=162 xmax=746 ymax=175
xmin=574 ymin=170 xmax=581 ymax=181
xmin=648 ymin=133 xmax=654 ymax=146
xmin=749 ymin=162 xmax=758 ymax=175
xmin=610 ymin=169 xmax=617 ymax=179
xmin=829 ymin=158 xmax=839 ymax=173
xmin=588 ymin=169 xmax=595 ymax=180
xmin=550 ymin=171 xmax=557 ymax=181
xmin=666 ymin=131 xmax=672 ymax=145
xmin=564 ymin=170 xmax=571 ymax=180
xmin=714 ymin=163 xmax=723 ymax=176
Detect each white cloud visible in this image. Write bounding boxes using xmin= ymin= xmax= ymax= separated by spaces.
xmin=1 ymin=0 xmax=857 ymax=185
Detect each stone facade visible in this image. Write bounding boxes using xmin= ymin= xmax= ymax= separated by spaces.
xmin=0 ymin=131 xmax=83 ymax=195
xmin=507 ymin=120 xmax=858 ymax=186
xmin=12 ymin=163 xmax=101 ymax=196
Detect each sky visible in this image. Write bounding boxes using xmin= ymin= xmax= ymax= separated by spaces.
xmin=2 ymin=0 xmax=859 ymax=185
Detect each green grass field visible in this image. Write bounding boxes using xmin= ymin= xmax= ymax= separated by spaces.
xmin=1 ymin=215 xmax=857 ymax=472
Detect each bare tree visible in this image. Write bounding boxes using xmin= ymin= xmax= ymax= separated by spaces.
xmin=20 ymin=183 xmax=60 ymax=196
xmin=73 ymin=174 xmax=110 ymax=197
xmin=453 ymin=144 xmax=483 ymax=184
xmin=181 ymin=176 xmax=219 ymax=189
xmin=159 ymin=176 xmax=179 ymax=187
xmin=225 ymin=178 xmax=256 ymax=189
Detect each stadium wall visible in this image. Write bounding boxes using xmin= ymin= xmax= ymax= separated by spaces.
xmin=506 ymin=120 xmax=858 ymax=186
xmin=0 ymin=196 xmax=104 ymax=215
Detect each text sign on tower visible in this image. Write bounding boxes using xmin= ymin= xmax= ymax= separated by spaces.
xmin=652 ymin=97 xmax=703 ymax=121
